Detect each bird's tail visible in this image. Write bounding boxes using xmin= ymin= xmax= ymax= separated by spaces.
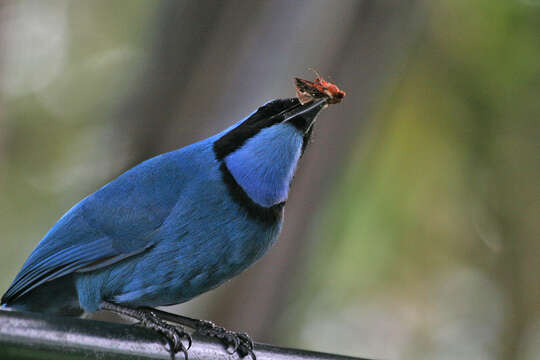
xmin=1 ymin=275 xmax=83 ymax=316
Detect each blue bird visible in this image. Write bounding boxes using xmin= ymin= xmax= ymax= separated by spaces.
xmin=1 ymin=97 xmax=330 ymax=358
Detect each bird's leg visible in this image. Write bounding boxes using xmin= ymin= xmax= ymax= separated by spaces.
xmin=141 ymin=307 xmax=256 ymax=360
xmin=100 ymin=301 xmax=191 ymax=360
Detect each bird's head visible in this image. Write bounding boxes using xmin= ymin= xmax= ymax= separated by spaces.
xmin=213 ymin=98 xmax=325 ymax=212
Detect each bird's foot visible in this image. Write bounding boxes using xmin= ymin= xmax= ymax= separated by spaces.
xmin=196 ymin=320 xmax=255 ymax=359
xmin=138 ymin=310 xmax=192 ymax=360
xmin=100 ymin=302 xmax=192 ymax=360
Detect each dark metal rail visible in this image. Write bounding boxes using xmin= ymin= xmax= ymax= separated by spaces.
xmin=0 ymin=310 xmax=370 ymax=360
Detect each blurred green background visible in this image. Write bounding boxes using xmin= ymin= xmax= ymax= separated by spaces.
xmin=0 ymin=1 xmax=538 ymax=359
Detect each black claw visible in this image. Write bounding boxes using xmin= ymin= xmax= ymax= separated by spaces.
xmin=196 ymin=321 xmax=255 ymax=358
xmin=238 ymin=332 xmax=254 ymax=350
xmin=237 ymin=343 xmax=256 ymax=360
xmin=178 ymin=345 xmax=189 ymax=360
xmin=100 ymin=303 xmax=194 ymax=360
xmin=183 ymin=332 xmax=193 ymax=350
xmin=224 ymin=332 xmax=240 ymax=354
xmin=138 ymin=310 xmax=190 ymax=359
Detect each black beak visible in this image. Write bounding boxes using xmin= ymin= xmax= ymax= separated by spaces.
xmin=282 ymin=98 xmax=326 ymax=134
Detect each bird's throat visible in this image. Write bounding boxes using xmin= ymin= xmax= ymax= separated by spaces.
xmin=219 ymin=162 xmax=284 ymax=224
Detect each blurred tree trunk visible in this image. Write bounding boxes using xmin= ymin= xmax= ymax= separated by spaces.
xmin=113 ymin=0 xmax=227 ymax=165
xmin=492 ymin=114 xmax=540 ymax=359
xmin=0 ymin=1 xmax=7 ymax=162
xmin=443 ymin=33 xmax=540 ymax=359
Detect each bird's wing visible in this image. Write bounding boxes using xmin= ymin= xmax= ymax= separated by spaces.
xmin=2 ymin=232 xmax=155 ymax=303
xmin=2 ymin=154 xmax=185 ymax=304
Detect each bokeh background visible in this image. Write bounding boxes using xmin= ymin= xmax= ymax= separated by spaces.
xmin=0 ymin=1 xmax=538 ymax=359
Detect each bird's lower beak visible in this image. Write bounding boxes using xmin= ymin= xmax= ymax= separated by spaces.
xmin=283 ymin=98 xmax=326 ymax=122
xmin=282 ymin=98 xmax=326 ymax=134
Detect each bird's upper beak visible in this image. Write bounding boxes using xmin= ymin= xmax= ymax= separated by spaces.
xmin=282 ymin=98 xmax=326 ymax=134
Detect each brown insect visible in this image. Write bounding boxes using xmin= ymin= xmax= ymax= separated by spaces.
xmin=294 ymin=71 xmax=346 ymax=105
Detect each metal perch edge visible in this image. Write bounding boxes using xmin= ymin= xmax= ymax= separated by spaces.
xmin=0 ymin=310 xmax=371 ymax=360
